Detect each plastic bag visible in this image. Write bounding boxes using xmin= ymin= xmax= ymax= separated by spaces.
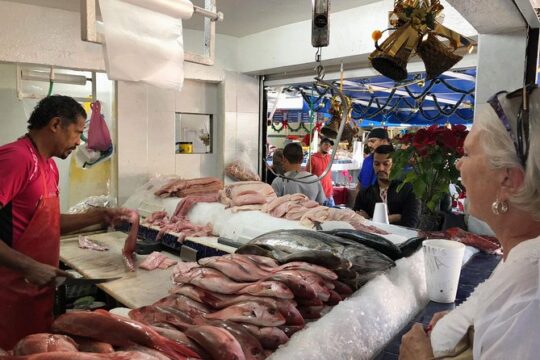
xmin=224 ymin=142 xmax=260 ymax=181
xmin=68 ymin=195 xmax=115 ymax=214
xmin=87 ymin=101 xmax=112 ymax=152
xmin=225 ymin=160 xmax=260 ymax=182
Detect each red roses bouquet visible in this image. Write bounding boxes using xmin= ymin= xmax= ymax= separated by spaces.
xmin=391 ymin=124 xmax=469 ymax=213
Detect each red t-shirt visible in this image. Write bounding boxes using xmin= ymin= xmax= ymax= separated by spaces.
xmin=306 ymin=152 xmax=333 ymax=197
xmin=0 ymin=137 xmax=59 ymax=246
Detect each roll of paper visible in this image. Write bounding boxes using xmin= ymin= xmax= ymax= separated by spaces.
xmin=99 ymin=0 xmax=189 ymax=90
xmin=123 ymin=0 xmax=194 ymax=19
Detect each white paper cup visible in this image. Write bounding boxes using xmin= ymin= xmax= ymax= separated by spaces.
xmin=372 ymin=202 xmax=389 ymax=224
xmin=423 ymin=239 xmax=465 ymax=303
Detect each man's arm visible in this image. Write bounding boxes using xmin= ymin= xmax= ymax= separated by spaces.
xmin=398 ymin=184 xmax=421 ymax=228
xmin=0 ymin=205 xmax=70 ymax=287
xmin=271 ymin=178 xmax=283 ymax=197
xmin=315 ymin=182 xmax=326 ymax=205
xmin=353 ymin=188 xmax=373 ymax=219
xmin=60 ymin=208 xmax=134 ymax=235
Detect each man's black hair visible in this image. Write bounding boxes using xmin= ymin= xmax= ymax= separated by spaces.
xmin=374 ymin=144 xmax=394 ymax=155
xmin=368 ymin=127 xmax=389 ymax=140
xmin=283 ymin=142 xmax=304 ymax=164
xmin=27 ymin=95 xmax=87 ymax=130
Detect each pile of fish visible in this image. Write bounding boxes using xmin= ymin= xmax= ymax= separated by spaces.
xmin=143 ymin=210 xmax=213 ymax=243
xmin=237 ymin=229 xmax=425 ymax=290
xmin=219 ymin=182 xmax=277 ymax=213
xmin=124 ymin=254 xmax=348 ymax=359
xmin=154 ymin=177 xmax=223 ymax=198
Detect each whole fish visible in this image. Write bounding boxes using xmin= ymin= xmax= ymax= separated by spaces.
xmin=117 ymin=345 xmax=170 ymax=360
xmin=236 ymin=254 xmax=279 ymax=268
xmin=173 ymin=266 xmax=294 ymax=299
xmin=128 ymin=305 xmax=193 ymax=331
xmin=236 ymin=245 xmax=347 ymax=271
xmin=171 ymin=285 xmax=304 ymax=326
xmin=198 ymin=256 xmax=269 ymax=282
xmin=13 ymin=334 xmax=78 ymax=355
xmin=184 ymin=325 xmax=246 ymax=360
xmin=398 ymin=236 xmax=426 ymax=257
xmin=151 ymin=326 xmax=209 ymax=358
xmin=259 ymin=261 xmax=338 ymax=281
xmin=203 ymin=301 xmax=286 ymax=327
xmin=202 ymin=320 xmax=266 ymax=360
xmin=325 ymin=229 xmax=426 ymax=260
xmin=323 ymin=229 xmax=402 ymax=260
xmin=240 ymin=325 xmax=288 ymax=351
xmin=71 ymin=337 xmax=114 ymax=353
xmin=339 ymin=245 xmax=395 ymax=288
xmin=249 ymin=229 xmax=343 ymax=253
xmin=0 ymin=351 xmax=172 ymax=359
xmin=153 ymin=294 xmax=211 ymax=316
xmin=52 ymin=310 xmax=200 ymax=359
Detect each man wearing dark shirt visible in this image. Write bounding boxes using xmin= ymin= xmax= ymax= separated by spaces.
xmin=353 ymin=144 xmax=420 ymax=228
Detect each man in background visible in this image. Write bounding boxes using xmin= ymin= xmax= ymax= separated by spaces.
xmin=354 ymin=144 xmax=420 ymax=228
xmin=306 ymin=137 xmax=335 ymax=207
xmin=357 ymin=128 xmax=390 ymax=190
xmin=266 ymin=148 xmax=284 ymax=185
xmin=272 ymin=142 xmax=326 ymax=204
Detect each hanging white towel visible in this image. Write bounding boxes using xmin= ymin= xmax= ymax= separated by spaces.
xmin=98 ymin=0 xmax=193 ymax=90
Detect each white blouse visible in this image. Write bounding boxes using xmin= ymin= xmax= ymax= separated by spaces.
xmin=431 ymin=235 xmax=540 ymax=359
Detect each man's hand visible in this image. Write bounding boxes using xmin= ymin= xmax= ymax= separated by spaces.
xmin=399 ymin=323 xmax=434 ymax=360
xmin=102 ymin=208 xmax=134 ymax=227
xmin=22 ymin=261 xmax=72 ymax=288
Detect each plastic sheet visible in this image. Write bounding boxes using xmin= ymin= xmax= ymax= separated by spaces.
xmin=269 ymin=250 xmax=429 ymax=360
xmin=68 ymin=195 xmax=115 ymax=214
xmin=122 ymin=175 xmax=182 ymax=214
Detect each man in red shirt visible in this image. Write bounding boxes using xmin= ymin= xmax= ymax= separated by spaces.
xmin=0 ymin=95 xmax=133 ymax=349
xmin=307 ymin=137 xmax=335 ymax=207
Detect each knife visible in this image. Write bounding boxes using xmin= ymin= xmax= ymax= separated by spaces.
xmin=55 ymin=276 xmax=121 ymax=288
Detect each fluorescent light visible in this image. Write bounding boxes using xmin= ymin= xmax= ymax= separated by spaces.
xmin=21 ymin=69 xmax=87 ymax=85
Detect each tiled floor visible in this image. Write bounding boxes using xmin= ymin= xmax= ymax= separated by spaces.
xmin=374 ymin=252 xmax=502 ymax=359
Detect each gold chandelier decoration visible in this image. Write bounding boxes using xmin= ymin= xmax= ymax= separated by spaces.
xmin=369 ymin=0 xmax=474 ymax=81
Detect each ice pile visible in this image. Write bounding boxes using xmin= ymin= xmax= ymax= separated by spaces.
xmin=269 ymin=250 xmax=429 ymax=360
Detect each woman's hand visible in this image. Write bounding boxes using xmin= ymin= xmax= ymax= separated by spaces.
xmin=428 ymin=311 xmax=450 ymax=331
xmin=399 ymin=323 xmax=434 ymax=360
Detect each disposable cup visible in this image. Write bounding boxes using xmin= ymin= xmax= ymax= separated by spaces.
xmin=423 ymin=239 xmax=465 ymax=303
xmin=372 ymin=202 xmax=389 ymax=224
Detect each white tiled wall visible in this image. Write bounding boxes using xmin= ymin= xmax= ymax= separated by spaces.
xmin=117 ymin=74 xmax=260 ymax=204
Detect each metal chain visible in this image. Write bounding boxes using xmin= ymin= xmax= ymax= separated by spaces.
xmin=315 ymin=47 xmax=325 ymax=80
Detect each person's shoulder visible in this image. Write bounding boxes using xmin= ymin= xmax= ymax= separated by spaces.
xmin=0 ymin=138 xmax=35 ymax=168
xmin=392 ymin=180 xmax=412 ymax=190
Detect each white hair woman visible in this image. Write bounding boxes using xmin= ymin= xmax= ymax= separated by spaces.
xmin=399 ymin=86 xmax=540 ymax=359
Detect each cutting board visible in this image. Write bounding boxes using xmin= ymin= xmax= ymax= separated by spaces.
xmin=60 ymin=231 xmax=180 ymax=309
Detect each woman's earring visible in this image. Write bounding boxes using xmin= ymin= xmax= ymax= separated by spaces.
xmin=491 ymin=198 xmax=509 ymax=215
